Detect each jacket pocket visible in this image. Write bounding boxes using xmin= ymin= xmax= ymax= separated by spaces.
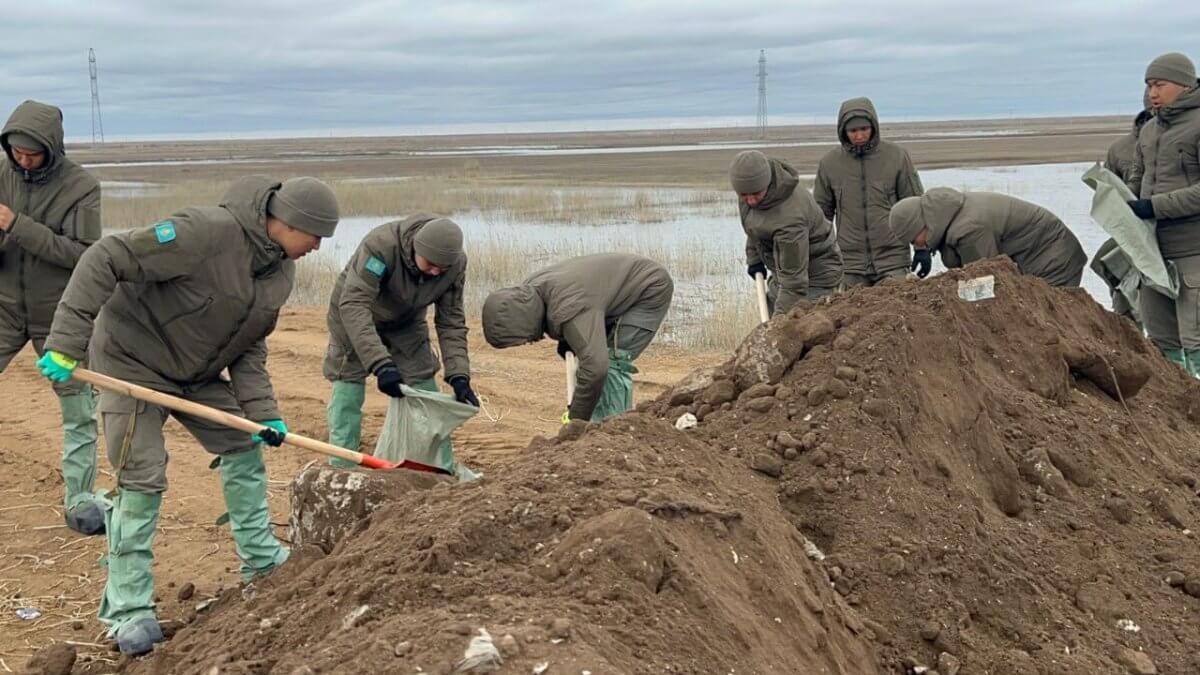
xmin=1179 ymin=146 xmax=1197 ymax=185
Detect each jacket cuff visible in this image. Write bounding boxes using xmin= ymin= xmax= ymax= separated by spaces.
xmin=242 ymin=400 xmax=281 ymax=422
xmin=6 ymin=213 xmax=35 ymax=243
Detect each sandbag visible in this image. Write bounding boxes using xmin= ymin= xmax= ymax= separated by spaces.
xmin=373 ymin=384 xmax=479 ymax=479
xmin=1082 ymin=163 xmax=1178 ymax=298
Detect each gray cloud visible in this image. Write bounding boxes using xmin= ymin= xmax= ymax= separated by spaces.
xmin=1 ymin=0 xmax=1198 ymax=138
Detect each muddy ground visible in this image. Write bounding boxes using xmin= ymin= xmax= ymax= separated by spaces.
xmin=0 ymin=308 xmax=717 ymax=672
xmin=71 ymin=259 xmax=1200 ymax=675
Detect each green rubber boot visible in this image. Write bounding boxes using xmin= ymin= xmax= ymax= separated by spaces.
xmin=98 ymin=489 xmax=163 ymax=655
xmin=1185 ymin=350 xmax=1200 ymax=379
xmin=219 ymin=447 xmax=288 ymax=581
xmin=1164 ymin=348 xmax=1189 ymax=371
xmin=59 ymin=387 xmax=106 ymax=535
xmin=327 ymin=381 xmax=365 ymax=469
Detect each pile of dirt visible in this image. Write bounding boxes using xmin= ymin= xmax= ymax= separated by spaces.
xmin=651 ymin=258 xmax=1200 ymax=674
xmin=110 ymin=259 xmax=1200 ymax=674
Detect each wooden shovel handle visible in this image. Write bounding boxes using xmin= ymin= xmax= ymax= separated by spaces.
xmin=71 ymin=367 xmax=437 ymax=472
xmin=754 ymin=273 xmax=770 ymax=323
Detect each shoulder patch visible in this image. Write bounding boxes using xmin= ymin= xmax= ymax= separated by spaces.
xmin=154 ymin=221 xmax=177 ymax=244
xmin=365 ymin=255 xmax=387 ymax=277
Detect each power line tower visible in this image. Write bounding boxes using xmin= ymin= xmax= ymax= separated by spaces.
xmin=755 ymin=50 xmax=768 ymax=140
xmin=88 ymin=48 xmax=105 ymax=145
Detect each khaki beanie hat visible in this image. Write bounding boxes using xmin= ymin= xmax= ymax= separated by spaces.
xmin=6 ymin=132 xmax=43 ymax=152
xmin=414 ymin=217 xmax=464 ymax=267
xmin=845 ymin=116 xmax=873 ymax=130
xmin=1145 ymin=52 xmax=1196 ymax=88
xmin=267 ymin=177 xmax=339 ymax=237
xmin=887 ymin=196 xmax=926 ymax=246
xmin=729 ymin=150 xmax=772 ymax=194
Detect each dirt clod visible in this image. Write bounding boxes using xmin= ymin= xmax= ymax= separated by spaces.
xmin=177 ymin=581 xmax=196 ymax=602
xmin=23 ymin=643 xmax=75 ymax=675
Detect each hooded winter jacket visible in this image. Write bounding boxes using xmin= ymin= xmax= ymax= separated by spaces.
xmin=889 ymin=188 xmax=1086 ymax=287
xmin=1127 ymin=84 xmax=1200 ymax=259
xmin=0 ymin=100 xmax=101 ymax=338
xmin=813 ymin=97 xmax=923 ymax=276
xmin=1105 ymin=109 xmax=1154 ymax=184
xmin=482 ymin=253 xmax=672 ymax=420
xmin=45 ymin=175 xmax=294 ymax=421
xmin=325 ymin=215 xmax=468 ymax=383
xmin=740 ymin=158 xmax=842 ymax=315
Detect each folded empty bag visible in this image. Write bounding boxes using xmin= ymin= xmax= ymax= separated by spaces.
xmin=1082 ymin=162 xmax=1178 ymax=298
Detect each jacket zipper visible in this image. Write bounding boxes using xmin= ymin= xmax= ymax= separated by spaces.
xmin=859 ymin=155 xmax=872 ymax=274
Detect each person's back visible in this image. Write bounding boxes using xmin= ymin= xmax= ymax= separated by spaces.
xmin=958 ymin=191 xmax=1086 ymax=287
xmin=482 ymin=252 xmax=673 ymax=422
xmin=525 ymin=252 xmax=670 ymax=330
xmin=813 ymin=97 xmax=924 ymax=286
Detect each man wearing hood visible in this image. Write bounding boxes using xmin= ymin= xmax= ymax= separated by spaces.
xmin=481 ymin=253 xmax=673 ymax=422
xmin=813 ymin=97 xmax=926 ymax=286
xmin=729 ymin=150 xmax=843 ymax=316
xmin=323 ymin=214 xmax=477 ymax=467
xmin=0 ymin=100 xmax=103 ymax=535
xmin=1092 ymin=93 xmax=1155 ymax=329
xmin=1124 ymin=52 xmax=1200 ymax=374
xmin=888 ymin=187 xmax=1086 ymax=287
xmin=36 ymin=175 xmax=339 ymax=655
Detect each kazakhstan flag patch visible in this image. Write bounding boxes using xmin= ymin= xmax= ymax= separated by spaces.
xmin=154 ymin=221 xmax=177 ymax=244
xmin=365 ymin=255 xmax=387 ymax=277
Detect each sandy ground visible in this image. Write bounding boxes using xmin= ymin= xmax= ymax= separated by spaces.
xmin=0 ymin=307 xmax=719 ymax=670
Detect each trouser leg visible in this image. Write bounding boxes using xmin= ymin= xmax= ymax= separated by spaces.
xmin=176 ymin=380 xmax=288 ymax=581
xmin=95 ymin=391 xmax=168 ymax=650
xmin=326 ymin=380 xmax=366 ymax=468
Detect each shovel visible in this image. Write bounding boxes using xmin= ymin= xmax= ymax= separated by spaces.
xmin=754 ymin=272 xmax=770 ymax=323
xmin=71 ymin=368 xmax=452 ymax=474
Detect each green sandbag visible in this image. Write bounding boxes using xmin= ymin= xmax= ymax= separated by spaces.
xmin=373 ymin=384 xmax=479 ymax=479
xmin=1082 ymin=163 xmax=1178 ymax=298
xmin=589 ymin=348 xmax=637 ymax=422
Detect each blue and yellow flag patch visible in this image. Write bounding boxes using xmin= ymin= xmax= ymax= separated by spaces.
xmin=365 ymin=255 xmax=387 ymax=277
xmin=154 ymin=221 xmax=177 ymax=244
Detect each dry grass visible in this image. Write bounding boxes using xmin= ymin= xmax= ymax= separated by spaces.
xmin=105 ymin=178 xmax=758 ymax=350
xmin=101 ymin=178 xmax=730 ymax=230
xmin=290 ymin=233 xmax=758 ymax=351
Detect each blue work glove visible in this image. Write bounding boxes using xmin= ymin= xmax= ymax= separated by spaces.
xmin=37 ymin=351 xmax=78 ymax=382
xmin=252 ymin=419 xmax=287 ymax=447
xmin=1128 ymin=199 xmax=1155 ymax=220
xmin=911 ymin=248 xmax=933 ymax=278
xmin=747 ymin=262 xmax=768 ymax=279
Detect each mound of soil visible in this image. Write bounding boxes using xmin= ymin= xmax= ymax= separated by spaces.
xmin=118 ymin=259 xmax=1200 ymax=674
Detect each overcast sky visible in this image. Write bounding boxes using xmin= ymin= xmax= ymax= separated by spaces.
xmin=2 ymin=1 xmax=1199 ymax=140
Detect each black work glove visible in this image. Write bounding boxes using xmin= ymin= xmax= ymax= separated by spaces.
xmin=448 ymin=375 xmax=480 ymax=407
xmin=911 ymin=248 xmax=933 ymax=279
xmin=747 ymin=262 xmax=768 ymax=279
xmin=373 ymin=362 xmax=405 ymax=398
xmin=556 ymin=340 xmax=573 ymax=360
xmin=1128 ymin=199 xmax=1155 ymax=220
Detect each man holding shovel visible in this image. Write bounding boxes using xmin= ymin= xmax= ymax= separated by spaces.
xmin=730 ymin=150 xmax=843 ymax=318
xmin=36 ymin=175 xmax=339 ymax=656
xmin=481 ymin=252 xmax=673 ymax=423
xmin=0 ymin=100 xmax=105 ymax=535
xmin=323 ymin=214 xmax=478 ymax=470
